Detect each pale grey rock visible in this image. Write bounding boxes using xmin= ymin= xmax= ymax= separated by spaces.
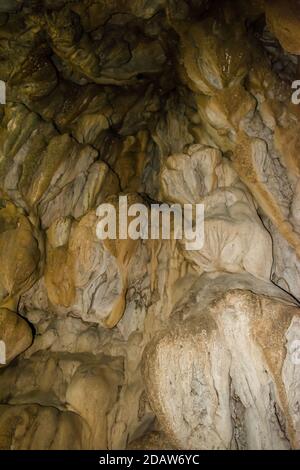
xmin=143 ymin=285 xmax=300 ymax=450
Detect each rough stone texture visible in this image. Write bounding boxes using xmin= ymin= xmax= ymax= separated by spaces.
xmin=0 ymin=0 xmax=300 ymax=450
xmin=143 ymin=285 xmax=300 ymax=449
xmin=0 ymin=308 xmax=32 ymax=365
xmin=266 ymin=0 xmax=300 ymax=55
xmin=0 ymin=404 xmax=90 ymax=450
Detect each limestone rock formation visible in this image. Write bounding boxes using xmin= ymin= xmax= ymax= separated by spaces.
xmin=0 ymin=308 xmax=32 ymax=365
xmin=0 ymin=404 xmax=90 ymax=450
xmin=143 ymin=280 xmax=300 ymax=449
xmin=0 ymin=0 xmax=300 ymax=451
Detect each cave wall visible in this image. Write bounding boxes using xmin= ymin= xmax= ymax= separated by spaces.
xmin=0 ymin=0 xmax=300 ymax=450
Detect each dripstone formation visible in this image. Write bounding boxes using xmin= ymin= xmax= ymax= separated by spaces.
xmin=0 ymin=0 xmax=300 ymax=450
